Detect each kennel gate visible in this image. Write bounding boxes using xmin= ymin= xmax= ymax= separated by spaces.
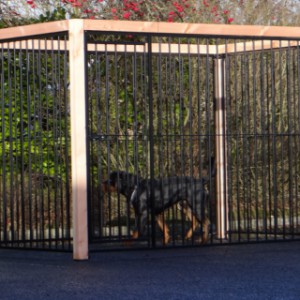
xmin=86 ymin=33 xmax=217 ymax=250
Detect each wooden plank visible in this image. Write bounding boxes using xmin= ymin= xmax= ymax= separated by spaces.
xmin=214 ymin=58 xmax=228 ymax=240
xmin=83 ymin=19 xmax=300 ymax=39
xmin=1 ymin=39 xmax=298 ymax=55
xmin=89 ymin=43 xmax=217 ymax=55
xmin=0 ymin=39 xmax=216 ymax=55
xmin=219 ymin=40 xmax=299 ymax=54
xmin=0 ymin=39 xmax=68 ymax=51
xmin=0 ymin=20 xmax=68 ymax=41
xmin=69 ymin=19 xmax=89 ymax=260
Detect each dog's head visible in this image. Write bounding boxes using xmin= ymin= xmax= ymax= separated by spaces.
xmin=102 ymin=171 xmax=139 ymax=199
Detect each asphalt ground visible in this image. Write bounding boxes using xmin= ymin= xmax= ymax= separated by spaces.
xmin=1 ymin=241 xmax=300 ymax=300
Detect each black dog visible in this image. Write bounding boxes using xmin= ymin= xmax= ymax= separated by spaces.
xmin=102 ymin=157 xmax=214 ymax=244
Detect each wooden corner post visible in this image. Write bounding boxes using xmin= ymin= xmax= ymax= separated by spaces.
xmin=214 ymin=58 xmax=228 ymax=240
xmin=69 ymin=20 xmax=89 ymax=260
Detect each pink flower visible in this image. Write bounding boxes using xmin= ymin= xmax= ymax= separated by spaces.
xmin=227 ymin=17 xmax=234 ymax=23
xmin=123 ymin=12 xmax=131 ymax=19
xmin=211 ymin=5 xmax=217 ymax=13
xmin=203 ymin=0 xmax=209 ymax=8
xmin=72 ymin=1 xmax=82 ymax=7
xmin=173 ymin=1 xmax=184 ymax=13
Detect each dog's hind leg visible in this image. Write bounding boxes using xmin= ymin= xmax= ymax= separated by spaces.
xmin=156 ymin=214 xmax=170 ymax=244
xmin=184 ymin=209 xmax=200 ymax=241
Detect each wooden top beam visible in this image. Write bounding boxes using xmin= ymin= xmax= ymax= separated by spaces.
xmin=0 ymin=19 xmax=300 ymax=42
xmin=0 ymin=20 xmax=69 ymax=41
xmin=0 ymin=20 xmax=300 ymax=55
xmin=82 ymin=19 xmax=300 ymax=39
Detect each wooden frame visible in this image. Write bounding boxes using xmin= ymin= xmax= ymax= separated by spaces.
xmin=1 ymin=19 xmax=300 ymax=260
xmin=1 ymin=19 xmax=300 ymax=53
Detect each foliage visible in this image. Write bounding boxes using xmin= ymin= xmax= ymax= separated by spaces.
xmin=0 ymin=45 xmax=69 ymax=178
xmin=0 ymin=0 xmax=234 ymax=25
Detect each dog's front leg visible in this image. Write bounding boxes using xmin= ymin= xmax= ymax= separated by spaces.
xmin=131 ymin=210 xmax=148 ymax=240
xmin=131 ymin=212 xmax=140 ymax=239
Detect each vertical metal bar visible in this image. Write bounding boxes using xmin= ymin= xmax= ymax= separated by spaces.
xmin=31 ymin=41 xmax=38 ymax=245
xmin=19 ymin=49 xmax=26 ymax=244
xmin=1 ymin=46 xmax=6 ymax=242
xmin=251 ymin=39 xmax=259 ymax=241
xmin=296 ymin=41 xmax=300 ymax=234
xmin=26 ymin=40 xmax=33 ymax=244
xmin=63 ymin=33 xmax=72 ymax=249
xmin=156 ymin=38 xmax=164 ymax=242
xmin=224 ymin=39 xmax=232 ymax=243
xmin=232 ymin=41 xmax=241 ymax=242
xmin=178 ymin=37 xmax=185 ymax=244
xmin=292 ymin=42 xmax=297 ymax=238
xmin=278 ymin=41 xmax=286 ymax=238
xmin=270 ymin=41 xmax=278 ymax=239
xmin=69 ymin=19 xmax=89 ymax=260
xmin=286 ymin=42 xmax=294 ymax=237
xmin=87 ymin=39 xmax=94 ymax=242
xmin=37 ymin=39 xmax=44 ymax=247
xmin=214 ymin=58 xmax=227 ymax=240
xmin=147 ymin=35 xmax=156 ymax=248
xmin=7 ymin=46 xmax=13 ymax=244
xmin=52 ymin=36 xmax=59 ymax=246
xmin=260 ymin=40 xmax=268 ymax=240
xmin=13 ymin=43 xmax=18 ymax=244
xmin=44 ymin=39 xmax=52 ymax=244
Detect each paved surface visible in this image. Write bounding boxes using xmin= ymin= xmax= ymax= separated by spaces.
xmin=0 ymin=242 xmax=300 ymax=300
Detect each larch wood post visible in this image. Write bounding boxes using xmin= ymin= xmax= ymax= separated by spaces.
xmin=69 ymin=19 xmax=89 ymax=260
xmin=214 ymin=58 xmax=228 ymax=240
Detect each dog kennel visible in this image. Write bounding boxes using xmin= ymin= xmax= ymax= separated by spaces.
xmin=0 ymin=20 xmax=300 ymax=259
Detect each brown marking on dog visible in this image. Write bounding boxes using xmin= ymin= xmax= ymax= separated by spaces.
xmin=131 ymin=230 xmax=139 ymax=239
xmin=156 ymin=214 xmax=171 ymax=244
xmin=183 ymin=205 xmax=209 ymax=244
xmin=177 ymin=202 xmax=199 ymax=240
